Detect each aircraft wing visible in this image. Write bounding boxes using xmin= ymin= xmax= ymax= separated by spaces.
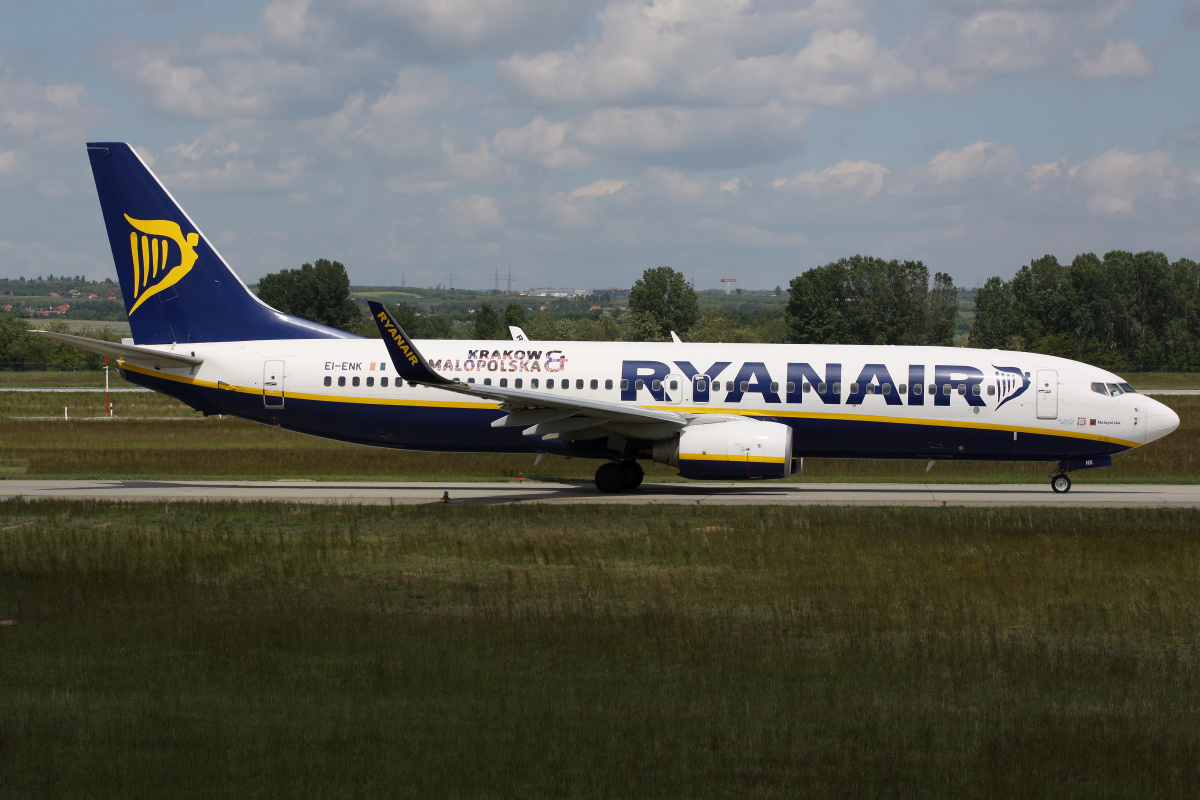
xmin=30 ymin=330 xmax=204 ymax=369
xmin=369 ymin=301 xmax=688 ymax=441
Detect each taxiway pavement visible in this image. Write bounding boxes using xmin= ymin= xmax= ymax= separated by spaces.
xmin=3 ymin=480 xmax=1200 ymax=507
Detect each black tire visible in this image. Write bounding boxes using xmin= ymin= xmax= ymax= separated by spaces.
xmin=1051 ymin=474 xmax=1072 ymax=493
xmin=622 ymin=461 xmax=644 ymax=489
xmin=595 ymin=462 xmax=629 ymax=493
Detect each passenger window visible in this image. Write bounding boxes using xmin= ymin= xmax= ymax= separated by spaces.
xmin=883 ymin=383 xmax=891 ymax=395
xmin=957 ymin=384 xmax=966 ymax=395
xmin=324 ymin=376 xmax=331 ymax=387
xmin=560 ymin=380 xmax=567 ymax=390
xmin=941 ymin=384 xmax=950 ymax=396
xmin=787 ymin=382 xmax=796 ymax=393
xmin=971 ymin=384 xmax=980 ymax=396
xmin=500 ymin=378 xmax=508 ymax=387
xmin=352 ymin=376 xmax=360 ymax=387
xmin=515 ymin=379 xmax=523 ymax=388
xmin=739 ymin=381 xmax=749 ymax=392
xmin=635 ymin=379 xmax=644 ymax=390
xmin=726 ymin=381 xmax=734 ymax=391
xmin=850 ymin=383 xmax=860 ymax=394
xmin=605 ymin=379 xmax=613 ymax=390
xmin=697 ymin=380 xmax=707 ymax=392
xmin=547 ymin=379 xmax=555 ymax=389
xmin=620 ymin=379 xmax=628 ymax=390
xmin=381 ymin=377 xmax=389 ymax=388
xmin=366 ymin=377 xmax=374 ymax=387
xmin=770 ymin=382 xmax=779 ymax=393
xmin=913 ymin=384 xmax=922 ymax=395
xmin=531 ymin=379 xmax=539 ymax=389
xmin=669 ymin=380 xmax=677 ymax=390
xmin=832 ymin=382 xmax=841 ymax=394
xmin=484 ymin=378 xmax=492 ymax=386
xmin=865 ymin=383 xmax=875 ymax=395
xmin=338 ymin=376 xmax=346 ymax=387
xmin=898 ymin=383 xmax=906 ymax=394
xmin=986 ymin=384 xmax=994 ymax=396
xmin=652 ymin=380 xmax=661 ymax=391
xmin=590 ymin=379 xmax=598 ymax=389
xmin=468 ymin=378 xmax=475 ymax=384
xmin=817 ymin=382 xmax=826 ymax=394
xmin=577 ymin=379 xmax=584 ymax=389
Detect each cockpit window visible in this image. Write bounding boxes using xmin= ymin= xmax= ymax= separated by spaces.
xmin=1106 ymin=383 xmax=1123 ymax=396
xmin=1118 ymin=382 xmax=1136 ymax=394
xmin=1091 ymin=382 xmax=1109 ymax=396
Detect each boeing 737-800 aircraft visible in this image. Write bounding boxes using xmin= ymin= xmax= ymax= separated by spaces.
xmin=38 ymin=142 xmax=1180 ymax=493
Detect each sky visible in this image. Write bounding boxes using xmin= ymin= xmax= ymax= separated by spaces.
xmin=1 ymin=0 xmax=1198 ymax=292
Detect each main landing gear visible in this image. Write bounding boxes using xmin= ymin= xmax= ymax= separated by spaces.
xmin=595 ymin=460 xmax=644 ymax=493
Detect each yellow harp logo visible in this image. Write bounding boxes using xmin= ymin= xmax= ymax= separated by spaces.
xmin=124 ymin=214 xmax=200 ymax=314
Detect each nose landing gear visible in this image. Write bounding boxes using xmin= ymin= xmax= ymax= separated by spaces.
xmin=1050 ymin=472 xmax=1072 ymax=493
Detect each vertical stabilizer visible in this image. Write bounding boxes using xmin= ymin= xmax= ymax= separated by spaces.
xmin=87 ymin=142 xmax=358 ymax=344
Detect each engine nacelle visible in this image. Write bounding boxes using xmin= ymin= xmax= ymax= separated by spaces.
xmin=652 ymin=418 xmax=794 ymax=480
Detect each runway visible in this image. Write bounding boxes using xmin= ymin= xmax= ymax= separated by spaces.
xmin=3 ymin=479 xmax=1200 ymax=507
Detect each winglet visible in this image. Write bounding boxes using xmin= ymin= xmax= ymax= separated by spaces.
xmin=368 ymin=301 xmax=450 ymax=385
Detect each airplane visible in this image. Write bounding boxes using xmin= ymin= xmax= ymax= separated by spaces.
xmin=37 ymin=141 xmax=1180 ymax=494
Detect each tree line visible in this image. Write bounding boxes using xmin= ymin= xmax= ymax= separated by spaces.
xmin=6 ymin=250 xmax=1197 ymax=372
xmin=971 ymin=251 xmax=1200 ymax=370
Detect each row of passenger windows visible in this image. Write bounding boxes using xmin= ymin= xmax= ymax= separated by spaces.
xmin=323 ymin=373 xmax=995 ymax=397
xmin=323 ymin=375 xmax=414 ymax=388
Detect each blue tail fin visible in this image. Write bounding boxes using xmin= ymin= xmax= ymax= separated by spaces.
xmin=87 ymin=142 xmax=358 ymax=344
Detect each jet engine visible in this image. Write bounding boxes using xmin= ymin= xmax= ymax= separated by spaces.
xmin=651 ymin=418 xmax=794 ymax=480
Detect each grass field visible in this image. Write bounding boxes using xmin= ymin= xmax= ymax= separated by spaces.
xmin=2 ymin=501 xmax=1198 ymax=797
xmin=0 ymin=395 xmax=1195 ymax=484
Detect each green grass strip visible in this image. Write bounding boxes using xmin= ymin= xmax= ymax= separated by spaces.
xmin=2 ymin=500 xmax=1199 ymax=797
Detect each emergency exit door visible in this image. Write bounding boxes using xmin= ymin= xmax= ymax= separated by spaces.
xmin=1036 ymin=369 xmax=1057 ymax=419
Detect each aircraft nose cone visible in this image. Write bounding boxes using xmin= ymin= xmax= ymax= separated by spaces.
xmin=1146 ymin=399 xmax=1180 ymax=443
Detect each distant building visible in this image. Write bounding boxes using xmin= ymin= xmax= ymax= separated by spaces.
xmin=592 ymin=287 xmax=630 ymax=298
xmin=526 ymin=288 xmax=590 ymax=298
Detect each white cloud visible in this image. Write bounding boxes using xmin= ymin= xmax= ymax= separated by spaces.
xmin=448 ymin=193 xmax=502 ymax=235
xmin=925 ymin=142 xmax=1020 ymax=185
xmin=570 ymin=179 xmax=630 ymax=198
xmin=0 ymin=66 xmax=105 ymax=196
xmin=492 ymin=117 xmax=593 ymax=170
xmin=910 ymin=3 xmax=1154 ymax=90
xmin=1075 ymin=39 xmax=1154 ymax=80
xmin=1066 ymin=149 xmax=1176 ymax=214
xmin=772 ymin=159 xmax=889 ymax=198
xmin=575 ymin=102 xmax=808 ymax=167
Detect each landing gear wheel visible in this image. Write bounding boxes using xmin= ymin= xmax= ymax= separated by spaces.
xmin=595 ymin=462 xmax=629 ymax=494
xmin=622 ymin=461 xmax=644 ymax=490
xmin=1051 ymin=474 xmax=1072 ymax=494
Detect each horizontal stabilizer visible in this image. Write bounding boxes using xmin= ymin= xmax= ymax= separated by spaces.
xmin=31 ymin=330 xmax=203 ymax=368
